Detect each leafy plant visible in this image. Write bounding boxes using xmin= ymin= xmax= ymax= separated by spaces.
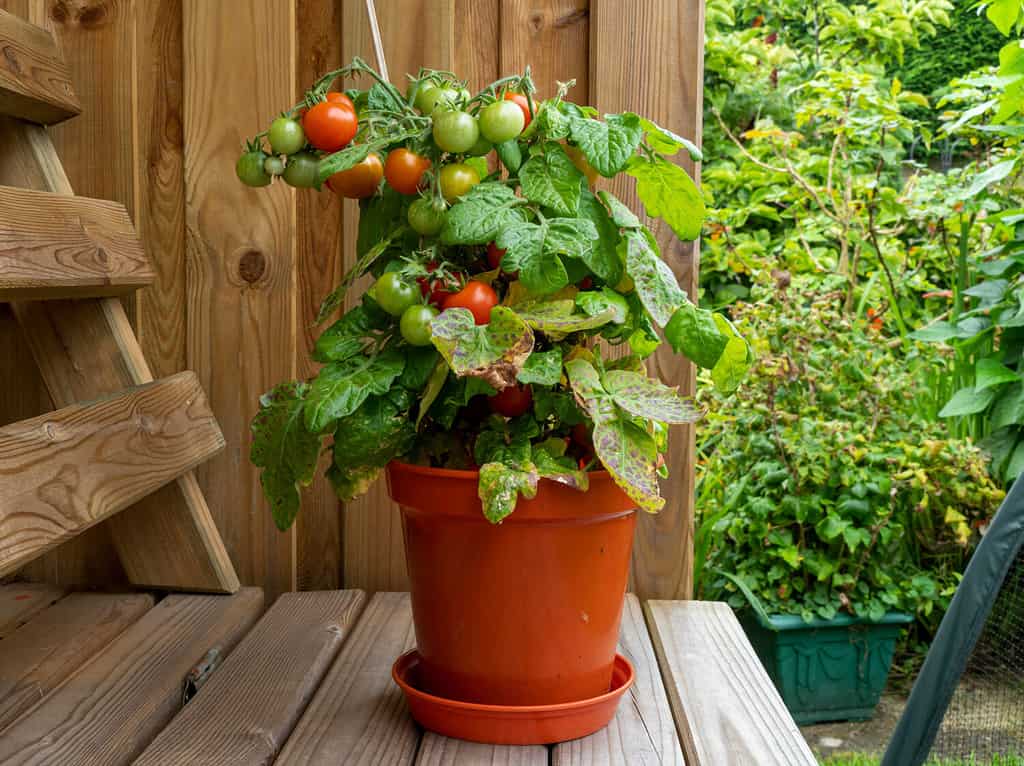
xmin=241 ymin=61 xmax=752 ymax=529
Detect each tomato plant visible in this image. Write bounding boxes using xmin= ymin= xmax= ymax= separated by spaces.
xmin=303 ymin=101 xmax=357 ymax=152
xmin=268 ymin=116 xmax=306 ymax=155
xmin=478 ymin=100 xmax=525 ymax=144
xmin=503 ymin=92 xmax=533 ymax=128
xmin=375 ymin=272 xmax=419 ymax=316
xmin=327 ymin=153 xmax=382 ymax=198
xmin=400 ymin=304 xmax=439 ymax=346
xmin=442 ymin=281 xmax=499 ymax=325
xmin=384 ymin=148 xmax=431 ymax=195
xmin=408 ymin=198 xmax=446 ymax=236
xmin=432 ymin=110 xmax=480 ymax=154
xmin=486 ymin=242 xmax=506 ymax=270
xmin=438 ymin=163 xmax=480 ymax=201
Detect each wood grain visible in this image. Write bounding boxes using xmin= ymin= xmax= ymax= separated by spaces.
xmin=0 ymin=582 xmax=64 ymax=637
xmin=183 ymin=0 xmax=297 ymax=602
xmin=134 ymin=589 xmax=366 ymax=766
xmin=455 ymin=0 xmax=498 ymax=92
xmin=0 ymin=116 xmax=239 ymax=592
xmin=0 ymin=371 xmax=225 ymax=578
xmin=646 ymin=600 xmax=817 ymax=766
xmin=275 ymin=591 xmax=419 ymax=765
xmin=0 ymin=591 xmax=153 ymax=730
xmin=294 ymin=0 xmax=342 ymax=591
xmin=0 ymin=184 xmax=153 ymax=299
xmin=500 ymin=0 xmax=589 ymax=103
xmin=0 ymin=587 xmax=264 ymax=765
xmin=417 ymin=735 xmax=547 ymax=766
xmin=552 ymin=594 xmax=684 ymax=765
xmin=340 ymin=0 xmax=454 ymax=594
xmin=590 ymin=0 xmax=703 ymax=600
xmin=0 ymin=7 xmax=79 ymax=124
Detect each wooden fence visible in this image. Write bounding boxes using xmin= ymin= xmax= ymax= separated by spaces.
xmin=0 ymin=0 xmax=704 ymax=603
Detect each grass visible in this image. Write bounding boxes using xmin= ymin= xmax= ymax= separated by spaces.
xmin=821 ymin=756 xmax=1024 ymax=766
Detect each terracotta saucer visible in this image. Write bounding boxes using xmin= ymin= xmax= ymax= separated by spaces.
xmin=392 ymin=650 xmax=635 ymax=745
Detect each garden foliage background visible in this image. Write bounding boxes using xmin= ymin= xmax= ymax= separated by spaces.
xmin=696 ymin=0 xmax=1024 ymax=659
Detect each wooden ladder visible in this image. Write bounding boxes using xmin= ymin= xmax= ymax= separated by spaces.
xmin=0 ymin=9 xmax=238 ymax=593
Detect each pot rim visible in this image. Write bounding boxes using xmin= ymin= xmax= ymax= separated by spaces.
xmin=388 ymin=460 xmax=614 ymax=482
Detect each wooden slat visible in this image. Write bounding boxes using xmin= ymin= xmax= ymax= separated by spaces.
xmin=0 ymin=116 xmax=239 ymax=593
xmin=183 ymin=0 xmax=297 ymax=602
xmin=294 ymin=0 xmax=343 ymax=591
xmin=0 ymin=587 xmax=264 ymax=765
xmin=0 ymin=582 xmax=64 ymax=638
xmin=646 ymin=600 xmax=817 ymax=766
xmin=0 ymin=8 xmax=80 ymax=124
xmin=134 ymin=590 xmax=366 ymax=766
xmin=0 ymin=592 xmax=153 ymax=730
xmin=0 ymin=185 xmax=153 ymax=300
xmin=0 ymin=371 xmax=224 ymax=578
xmin=500 ymin=0 xmax=589 ymax=103
xmin=340 ymin=0 xmax=454 ymax=594
xmin=552 ymin=594 xmax=683 ymax=765
xmin=455 ymin=0 xmax=498 ymax=92
xmin=275 ymin=592 xmax=419 ymax=765
xmin=590 ymin=0 xmax=703 ymax=600
xmin=417 ymin=736 xmax=547 ymax=766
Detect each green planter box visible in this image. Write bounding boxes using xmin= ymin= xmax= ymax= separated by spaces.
xmin=742 ymin=610 xmax=913 ymax=725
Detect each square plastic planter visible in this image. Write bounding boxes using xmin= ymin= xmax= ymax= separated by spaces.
xmin=742 ymin=610 xmax=913 ymax=725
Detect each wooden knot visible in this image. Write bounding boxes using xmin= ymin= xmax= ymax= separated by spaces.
xmin=2 ymin=44 xmax=21 ymax=75
xmin=238 ymin=250 xmax=266 ymax=284
xmin=528 ymin=12 xmax=545 ymax=33
xmin=50 ymin=0 xmax=110 ymax=29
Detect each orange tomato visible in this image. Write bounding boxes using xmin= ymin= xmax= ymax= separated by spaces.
xmin=327 ymin=152 xmax=383 ymax=199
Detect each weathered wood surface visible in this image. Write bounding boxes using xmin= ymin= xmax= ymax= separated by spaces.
xmin=416 ymin=736 xmax=548 ymax=766
xmin=275 ymin=592 xmax=419 ymax=765
xmin=0 ymin=185 xmax=152 ymax=300
xmin=0 ymin=591 xmax=153 ymax=730
xmin=0 ymin=372 xmax=224 ymax=578
xmin=0 ymin=8 xmax=79 ymax=124
xmin=0 ymin=587 xmax=263 ymax=765
xmin=646 ymin=600 xmax=817 ymax=766
xmin=134 ymin=590 xmax=366 ymax=766
xmin=0 ymin=582 xmax=63 ymax=637
xmin=0 ymin=115 xmax=239 ymax=593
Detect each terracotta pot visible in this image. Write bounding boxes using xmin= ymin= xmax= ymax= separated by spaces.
xmin=386 ymin=461 xmax=637 ymax=706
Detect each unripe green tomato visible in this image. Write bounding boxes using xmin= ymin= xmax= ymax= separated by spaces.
xmin=400 ymin=304 xmax=439 ymax=346
xmin=467 ymin=134 xmax=494 ymax=157
xmin=478 ymin=100 xmax=526 ymax=144
xmin=416 ymin=85 xmax=460 ymax=115
xmin=268 ymin=116 xmax=306 ymax=155
xmin=282 ymin=151 xmax=318 ymax=188
xmin=236 ymin=151 xmax=271 ymax=187
xmin=432 ymin=110 xmax=480 ymax=154
xmin=264 ymin=156 xmax=286 ymax=176
xmin=375 ymin=272 xmax=419 ymax=316
xmin=407 ymin=198 xmax=447 ymax=236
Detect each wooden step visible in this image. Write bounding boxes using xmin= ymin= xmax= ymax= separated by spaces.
xmin=0 ymin=116 xmax=239 ymax=594
xmin=0 ymin=582 xmax=64 ymax=638
xmin=0 ymin=185 xmax=153 ymax=300
xmin=0 ymin=371 xmax=224 ymax=578
xmin=134 ymin=590 xmax=366 ymax=766
xmin=0 ymin=591 xmax=153 ymax=730
xmin=0 ymin=588 xmax=263 ymax=765
xmin=0 ymin=9 xmax=80 ymax=124
xmin=645 ymin=600 xmax=817 ymax=766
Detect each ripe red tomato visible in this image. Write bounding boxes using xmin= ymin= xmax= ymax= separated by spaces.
xmin=486 ymin=242 xmax=506 ymax=270
xmin=326 ymin=91 xmax=355 ymax=111
xmin=303 ymin=101 xmax=357 ymax=152
xmin=326 ymin=152 xmax=382 ymax=198
xmin=417 ymin=262 xmax=459 ymax=306
xmin=503 ymin=92 xmax=533 ymax=129
xmin=442 ymin=281 xmax=499 ymax=325
xmin=489 ymin=383 xmax=533 ymax=418
xmin=384 ymin=148 xmax=431 ymax=195
xmin=571 ymin=422 xmax=593 ymax=450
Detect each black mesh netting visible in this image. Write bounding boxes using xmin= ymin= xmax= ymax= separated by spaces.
xmin=929 ymin=547 xmax=1024 ymax=762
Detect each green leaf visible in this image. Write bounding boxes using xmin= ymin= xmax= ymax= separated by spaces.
xmin=331 ymin=392 xmax=415 ymax=474
xmin=976 ymin=358 xmax=1020 ymax=391
xmin=576 ymin=288 xmax=628 ymax=324
xmin=991 ymin=382 xmax=1024 ymax=430
xmin=317 ymin=142 xmax=373 ymax=184
xmin=987 ymin=0 xmax=1021 ymax=35
xmin=251 ymin=382 xmax=324 ymax=531
xmin=568 ymin=112 xmax=644 ymax=177
xmin=431 ymin=306 xmax=534 ymax=389
xmin=399 ymin=346 xmax=440 ymax=390
xmin=515 ymin=298 xmax=615 ymax=335
xmin=637 ymin=116 xmax=703 ymax=161
xmin=624 ymin=230 xmax=686 ymax=326
xmin=417 ymin=358 xmax=449 ymax=428
xmin=909 ymin=321 xmax=958 ymax=342
xmin=532 ymin=448 xmax=589 ymax=490
xmin=665 ymin=300 xmax=729 ymax=369
xmin=478 ymin=462 xmax=538 ymax=523
xmin=565 ymin=358 xmax=616 ymax=424
xmin=602 ymin=369 xmax=700 ymax=424
xmin=938 ymin=386 xmax=996 ymax=418
xmin=316 ymin=226 xmax=408 ymax=323
xmin=518 ymin=142 xmax=584 ymax=216
xmin=592 ymin=417 xmax=663 ymax=513
xmin=816 ymin=514 xmax=849 ymax=541
xmin=326 ymin=464 xmax=381 ymax=504
xmin=517 ymin=349 xmax=563 ymax=386
xmin=497 ymin=219 xmax=598 ymax=295
xmin=626 ymin=155 xmax=705 ymax=241
xmin=965 ymin=159 xmax=1017 ymax=198
xmin=305 ymin=349 xmax=405 ymax=433
xmin=440 ymin=182 xmax=527 ymax=245
xmin=710 ymin=314 xmax=753 ymax=394
xmin=577 ymin=190 xmax=624 ymax=283
xmin=598 ymin=190 xmax=642 ymax=229
xmin=313 ymin=306 xmax=375 ymax=362
xmin=535 ymin=100 xmax=572 ymax=140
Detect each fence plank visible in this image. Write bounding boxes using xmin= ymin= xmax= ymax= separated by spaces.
xmin=0 ymin=588 xmax=263 ymax=766
xmin=0 ymin=7 xmax=80 ymax=124
xmin=183 ymin=0 xmax=297 ymax=601
xmin=340 ymin=0 xmax=454 ymax=593
xmin=0 ymin=592 xmax=153 ymax=730
xmin=590 ymin=0 xmax=704 ymax=600
xmin=500 ymin=0 xmax=589 ymax=103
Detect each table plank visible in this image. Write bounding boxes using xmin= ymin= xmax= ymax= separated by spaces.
xmin=0 ymin=588 xmax=263 ymax=765
xmin=134 ymin=590 xmax=366 ymax=766
xmin=0 ymin=583 xmax=65 ymax=637
xmin=275 ymin=591 xmax=419 ymax=766
xmin=416 ymin=735 xmax=547 ymax=765
xmin=646 ymin=600 xmax=816 ymax=766
xmin=553 ymin=594 xmax=684 ymax=765
xmin=0 ymin=592 xmax=153 ymax=730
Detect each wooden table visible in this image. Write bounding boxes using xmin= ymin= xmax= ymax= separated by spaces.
xmin=0 ymin=585 xmax=817 ymax=765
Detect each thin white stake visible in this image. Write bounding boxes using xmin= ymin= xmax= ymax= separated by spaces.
xmin=365 ymin=0 xmax=390 ymax=82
